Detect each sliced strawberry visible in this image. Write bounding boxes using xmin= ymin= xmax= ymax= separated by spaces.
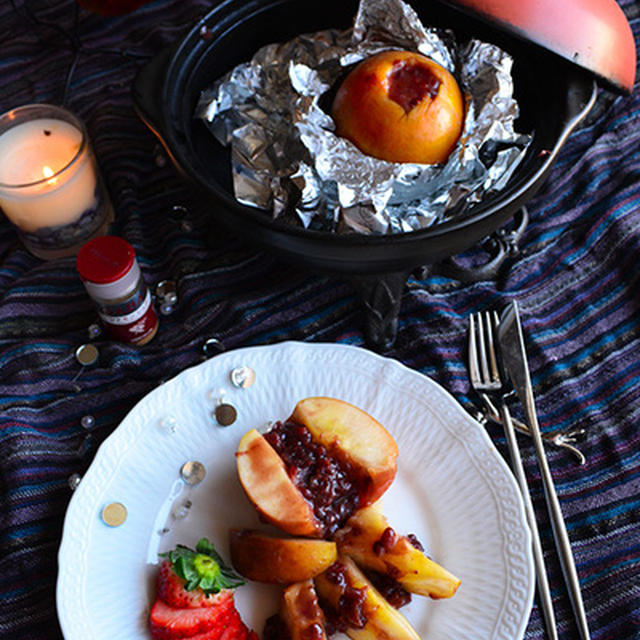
xmin=149 ymin=597 xmax=235 ymax=640
xmin=157 ymin=560 xmax=234 ymax=608
xmin=218 ymin=610 xmax=249 ymax=640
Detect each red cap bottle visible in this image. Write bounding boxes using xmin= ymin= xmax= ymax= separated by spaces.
xmin=76 ymin=236 xmax=159 ymax=345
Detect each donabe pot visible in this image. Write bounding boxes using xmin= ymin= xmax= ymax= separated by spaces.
xmin=133 ymin=0 xmax=597 ymax=347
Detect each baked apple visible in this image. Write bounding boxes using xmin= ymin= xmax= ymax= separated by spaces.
xmin=314 ymin=555 xmax=420 ymax=640
xmin=334 ymin=505 xmax=460 ymax=599
xmin=236 ymin=397 xmax=398 ymax=538
xmin=229 ymin=529 xmax=337 ymax=584
xmin=280 ymin=580 xmax=328 ymax=640
xmin=331 ymin=50 xmax=464 ymax=164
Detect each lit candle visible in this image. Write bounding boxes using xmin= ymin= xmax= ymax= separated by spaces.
xmin=0 ymin=104 xmax=113 ymax=259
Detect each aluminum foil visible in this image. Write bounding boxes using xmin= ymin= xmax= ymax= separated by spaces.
xmin=196 ymin=0 xmax=530 ymax=234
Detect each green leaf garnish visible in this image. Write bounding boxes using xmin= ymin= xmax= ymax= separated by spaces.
xmin=159 ymin=537 xmax=244 ymax=594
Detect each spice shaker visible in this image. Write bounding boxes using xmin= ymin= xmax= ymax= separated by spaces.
xmin=76 ymin=236 xmax=159 ymax=345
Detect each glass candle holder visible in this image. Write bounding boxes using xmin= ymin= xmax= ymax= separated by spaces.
xmin=0 ymin=104 xmax=114 ymax=260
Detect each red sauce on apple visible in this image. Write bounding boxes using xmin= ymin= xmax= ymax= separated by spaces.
xmin=322 ymin=563 xmax=368 ymax=631
xmin=365 ymin=570 xmax=412 ymax=609
xmin=388 ymin=59 xmax=441 ymax=113
xmin=264 ymin=420 xmax=364 ymax=536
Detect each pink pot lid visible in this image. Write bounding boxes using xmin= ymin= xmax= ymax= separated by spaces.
xmin=441 ymin=0 xmax=636 ymax=92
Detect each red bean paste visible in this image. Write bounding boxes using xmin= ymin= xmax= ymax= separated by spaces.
xmin=321 ymin=562 xmax=369 ymax=633
xmin=264 ymin=420 xmax=367 ymax=537
xmin=388 ymin=59 xmax=441 ymax=113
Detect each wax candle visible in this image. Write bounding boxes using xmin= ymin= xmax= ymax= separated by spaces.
xmin=0 ymin=104 xmax=113 ymax=259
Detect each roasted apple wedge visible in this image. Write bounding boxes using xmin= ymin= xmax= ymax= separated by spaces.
xmin=334 ymin=505 xmax=460 ymax=599
xmin=314 ymin=556 xmax=420 ymax=640
xmin=236 ymin=397 xmax=398 ymax=537
xmin=236 ymin=428 xmax=322 ymax=537
xmin=229 ymin=529 xmax=337 ymax=584
xmin=281 ymin=580 xmax=328 ymax=640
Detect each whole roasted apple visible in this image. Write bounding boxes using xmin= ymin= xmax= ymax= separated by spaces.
xmin=236 ymin=397 xmax=398 ymax=538
xmin=331 ymin=50 xmax=464 ymax=164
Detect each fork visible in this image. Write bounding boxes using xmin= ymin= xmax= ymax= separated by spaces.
xmin=469 ymin=311 xmax=558 ymax=640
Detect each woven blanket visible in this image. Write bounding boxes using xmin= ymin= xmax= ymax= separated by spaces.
xmin=0 ymin=1 xmax=638 ymax=638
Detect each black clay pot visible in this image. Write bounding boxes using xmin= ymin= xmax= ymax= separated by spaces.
xmin=133 ymin=0 xmax=597 ymax=348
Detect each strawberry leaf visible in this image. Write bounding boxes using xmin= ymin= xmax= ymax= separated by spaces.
xmin=159 ymin=538 xmax=244 ymax=594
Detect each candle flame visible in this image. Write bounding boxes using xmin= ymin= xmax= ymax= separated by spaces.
xmin=42 ymin=165 xmax=57 ymax=185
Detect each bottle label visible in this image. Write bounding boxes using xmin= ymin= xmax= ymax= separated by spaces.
xmin=98 ymin=285 xmax=158 ymax=344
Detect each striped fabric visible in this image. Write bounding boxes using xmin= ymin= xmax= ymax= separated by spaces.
xmin=0 ymin=1 xmax=639 ymax=639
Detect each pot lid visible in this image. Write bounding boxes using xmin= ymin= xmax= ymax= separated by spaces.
xmin=440 ymin=0 xmax=636 ymax=92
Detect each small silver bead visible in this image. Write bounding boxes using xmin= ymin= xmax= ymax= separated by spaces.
xmin=230 ymin=365 xmax=256 ymax=389
xmin=180 ymin=461 xmax=206 ymax=486
xmin=202 ymin=338 xmax=225 ymax=358
xmin=158 ymin=416 xmax=178 ymax=434
xmin=68 ymin=473 xmax=82 ymax=490
xmin=88 ymin=323 xmax=102 ymax=339
xmin=81 ymin=415 xmax=95 ymax=430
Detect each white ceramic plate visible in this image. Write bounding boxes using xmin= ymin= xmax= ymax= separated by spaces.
xmin=57 ymin=341 xmax=534 ymax=640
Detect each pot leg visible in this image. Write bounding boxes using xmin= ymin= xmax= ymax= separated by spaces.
xmin=348 ymin=271 xmax=409 ymax=352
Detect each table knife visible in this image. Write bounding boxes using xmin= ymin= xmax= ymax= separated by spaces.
xmin=498 ymin=300 xmax=591 ymax=640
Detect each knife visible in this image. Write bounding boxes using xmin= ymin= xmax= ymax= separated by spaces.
xmin=498 ymin=300 xmax=591 ymax=640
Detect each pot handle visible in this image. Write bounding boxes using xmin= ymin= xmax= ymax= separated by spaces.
xmin=428 ymin=206 xmax=529 ymax=282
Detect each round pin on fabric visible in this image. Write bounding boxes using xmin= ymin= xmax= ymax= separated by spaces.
xmin=75 ymin=344 xmax=99 ymax=366
xmin=102 ymin=502 xmax=127 ymax=527
xmin=230 ymin=366 xmax=255 ymax=389
xmin=180 ymin=461 xmax=206 ymax=486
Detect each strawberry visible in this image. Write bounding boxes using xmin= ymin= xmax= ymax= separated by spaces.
xmin=149 ymin=598 xmax=235 ymax=639
xmin=150 ymin=538 xmax=256 ymax=640
xmin=157 ymin=560 xmax=234 ymax=609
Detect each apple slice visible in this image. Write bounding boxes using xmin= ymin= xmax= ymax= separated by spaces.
xmin=281 ymin=580 xmax=328 ymax=640
xmin=334 ymin=505 xmax=460 ymax=599
xmin=229 ymin=529 xmax=337 ymax=584
xmin=290 ymin=397 xmax=398 ymax=507
xmin=236 ymin=429 xmax=321 ymax=537
xmin=236 ymin=398 xmax=398 ymax=537
xmin=314 ymin=556 xmax=420 ymax=640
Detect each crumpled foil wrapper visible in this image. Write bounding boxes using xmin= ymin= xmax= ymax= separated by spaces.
xmin=196 ymin=0 xmax=530 ymax=234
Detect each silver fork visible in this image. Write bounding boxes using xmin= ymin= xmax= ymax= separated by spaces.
xmin=469 ymin=311 xmax=558 ymax=640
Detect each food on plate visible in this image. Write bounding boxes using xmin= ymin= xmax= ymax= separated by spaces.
xmin=149 ymin=538 xmax=257 ymax=640
xmin=331 ymin=50 xmax=464 ymax=164
xmin=334 ymin=504 xmax=461 ymax=599
xmin=236 ymin=397 xmax=398 ymax=538
xmin=314 ymin=555 xmax=420 ymax=640
xmin=229 ymin=529 xmax=338 ymax=584
xmin=266 ymin=579 xmax=329 ymax=640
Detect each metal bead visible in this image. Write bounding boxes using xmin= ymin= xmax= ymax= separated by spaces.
xmin=102 ymin=502 xmax=127 ymax=527
xmin=257 ymin=421 xmax=273 ymax=435
xmin=159 ymin=302 xmax=174 ymax=316
xmin=75 ymin=344 xmax=99 ymax=366
xmin=202 ymin=338 xmax=225 ymax=358
xmin=230 ymin=365 xmax=255 ymax=389
xmin=88 ymin=323 xmax=102 ymax=339
xmin=214 ymin=403 xmax=237 ymax=427
xmin=172 ymin=499 xmax=192 ymax=520
xmin=67 ymin=473 xmax=82 ymax=490
xmin=156 ymin=280 xmax=178 ymax=303
xmin=158 ymin=416 xmax=178 ymax=434
xmin=180 ymin=461 xmax=206 ymax=486
xmin=81 ymin=415 xmax=95 ymax=430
